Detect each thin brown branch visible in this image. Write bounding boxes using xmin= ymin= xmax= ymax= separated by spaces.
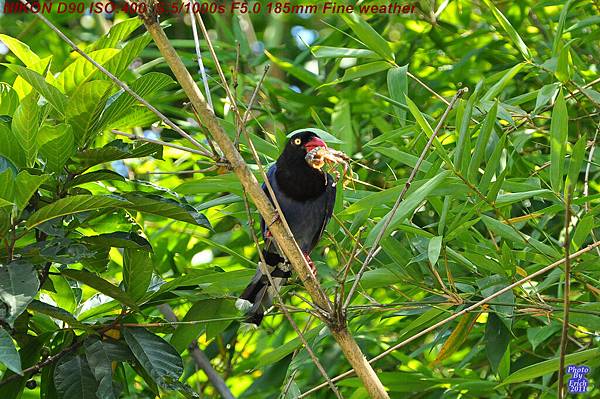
xmin=234 ymin=65 xmax=271 ymax=147
xmin=343 ymin=87 xmax=467 ymax=309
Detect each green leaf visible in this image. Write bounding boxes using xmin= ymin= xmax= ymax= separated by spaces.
xmin=27 ymin=300 xmax=87 ymax=329
xmin=66 ymin=81 xmax=112 ymax=145
xmin=65 ymin=170 xmax=125 ymax=188
xmin=95 ymin=72 xmax=174 ymax=132
xmin=481 ymin=63 xmax=525 ymax=102
xmin=311 ymin=46 xmax=376 ymax=59
xmin=82 ymin=231 xmax=152 ymax=252
xmin=123 ymin=327 xmax=183 ymax=388
xmin=527 ymin=324 xmax=560 ymax=351
xmin=61 ymin=269 xmax=138 ymax=309
xmin=550 ymin=90 xmax=568 ymax=192
xmin=0 ymin=83 xmax=19 ymax=116
xmin=122 ymin=193 xmax=211 ymax=229
xmin=90 ymin=17 xmax=143 ymax=51
xmin=572 ymin=215 xmax=594 ymax=249
xmin=54 ymin=355 xmax=99 ymax=399
xmin=0 ymin=327 xmax=21 ymax=375
xmin=468 ymin=101 xmax=498 ymax=182
xmin=84 ymin=338 xmax=117 ymax=399
xmin=12 ymin=93 xmax=40 ymax=166
xmin=171 ymin=299 xmax=238 ymax=353
xmin=479 ymin=133 xmax=506 ymax=193
xmin=264 ymin=50 xmax=320 ymax=87
xmin=4 ymin=64 xmax=67 ymax=118
xmin=26 ymin=195 xmax=132 ymax=229
xmin=123 ymin=248 xmax=153 ymax=302
xmin=14 ymin=171 xmax=48 ymax=211
xmin=555 ymin=44 xmax=572 ymax=83
xmin=565 ymin=133 xmax=586 ymax=195
xmin=256 ymin=327 xmax=321 ymax=368
xmin=367 ymin=171 xmax=450 ymax=245
xmin=0 ymin=34 xmax=41 ymax=68
xmin=56 ymin=49 xmax=119 ymax=94
xmin=534 ymin=83 xmax=559 ymax=114
xmin=428 ymin=236 xmax=443 ymax=265
xmin=0 ymin=262 xmax=39 ymax=327
xmin=72 ymin=140 xmax=162 ymax=170
xmin=38 ymin=124 xmax=76 ymax=173
xmin=341 ymin=12 xmax=394 ymax=61
xmin=552 ymin=0 xmax=573 ymax=56
xmin=96 ymin=34 xmax=152 ymax=80
xmin=482 ymin=0 xmax=531 ymax=60
xmin=0 ymin=119 xmax=26 ymax=168
xmin=331 ymin=100 xmax=355 ymax=154
xmin=387 ymin=65 xmax=408 ymax=126
xmin=485 ymin=313 xmax=510 ymax=372
xmin=498 ymin=348 xmax=599 ymax=386
xmin=325 ymin=61 xmax=392 ymax=86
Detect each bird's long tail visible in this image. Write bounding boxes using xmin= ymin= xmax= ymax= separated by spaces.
xmin=236 ymin=250 xmax=291 ymax=325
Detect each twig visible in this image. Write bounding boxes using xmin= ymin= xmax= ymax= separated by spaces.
xmin=187 ymin=0 xmax=213 ymax=113
xmin=157 ymin=304 xmax=235 ymax=399
xmin=234 ymin=65 xmax=271 ymax=147
xmin=16 ymin=0 xmax=214 ymax=159
xmin=557 ymin=189 xmax=573 ymax=399
xmin=343 ymin=87 xmax=467 ymax=309
xmin=300 ymin=240 xmax=600 ymax=397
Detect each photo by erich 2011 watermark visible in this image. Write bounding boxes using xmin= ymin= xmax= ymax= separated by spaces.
xmin=567 ymin=365 xmax=590 ymax=394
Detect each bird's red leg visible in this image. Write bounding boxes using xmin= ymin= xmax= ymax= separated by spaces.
xmin=303 ymin=252 xmax=316 ymax=276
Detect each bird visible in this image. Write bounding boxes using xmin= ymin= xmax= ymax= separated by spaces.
xmin=236 ymin=131 xmax=337 ymax=325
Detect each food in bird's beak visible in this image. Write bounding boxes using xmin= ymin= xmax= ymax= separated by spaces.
xmin=305 ymin=146 xmax=352 ymax=185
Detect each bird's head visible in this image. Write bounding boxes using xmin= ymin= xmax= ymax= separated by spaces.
xmin=281 ymin=131 xmax=328 ymax=165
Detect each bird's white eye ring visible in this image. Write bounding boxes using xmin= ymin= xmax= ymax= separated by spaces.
xmin=294 ymin=138 xmax=302 ymax=145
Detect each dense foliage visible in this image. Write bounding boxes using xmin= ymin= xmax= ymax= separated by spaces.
xmin=0 ymin=0 xmax=599 ymax=398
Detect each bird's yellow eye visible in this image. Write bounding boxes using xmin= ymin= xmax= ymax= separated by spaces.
xmin=293 ymin=138 xmax=302 ymax=145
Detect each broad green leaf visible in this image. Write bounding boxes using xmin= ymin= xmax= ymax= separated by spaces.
xmin=534 ymin=83 xmax=559 ymax=113
xmin=61 ymin=269 xmax=138 ymax=309
xmin=482 ymin=0 xmax=531 ymax=60
xmin=572 ymin=215 xmax=594 ymax=249
xmin=72 ymin=140 xmax=162 ymax=170
xmin=550 ymin=90 xmax=568 ymax=192
xmin=0 ymin=119 xmax=26 ymax=168
xmin=84 ymin=338 xmax=117 ymax=399
xmin=123 ymin=248 xmax=153 ymax=302
xmin=27 ymin=300 xmax=87 ymax=329
xmin=65 ymin=169 xmax=125 ymax=188
xmin=387 ymin=65 xmax=408 ymax=126
xmin=341 ymin=12 xmax=394 ymax=61
xmin=331 ymin=100 xmax=355 ymax=154
xmin=0 ymin=83 xmax=19 ymax=116
xmin=12 ymin=93 xmax=40 ymax=166
xmin=498 ymin=348 xmax=599 ymax=386
xmin=0 ymin=327 xmax=21 ymax=374
xmin=171 ymin=299 xmax=237 ymax=353
xmin=122 ymin=193 xmax=211 ymax=229
xmin=434 ymin=312 xmax=477 ymax=364
xmin=479 ymin=133 xmax=506 ymax=193
xmin=287 ymin=128 xmax=343 ymax=144
xmin=14 ymin=171 xmax=48 ymax=211
xmin=367 ymin=171 xmax=450 ymax=245
xmin=56 ymin=49 xmax=119 ymax=94
xmin=66 ymin=80 xmax=112 ymax=145
xmin=455 ymin=81 xmax=483 ymax=173
xmin=311 ymin=46 xmax=376 ymax=59
xmin=82 ymin=231 xmax=151 ymax=252
xmin=96 ymin=34 xmax=152 ymax=80
xmin=527 ymin=324 xmax=560 ymax=351
xmin=37 ymin=124 xmax=75 ymax=173
xmin=0 ymin=262 xmax=39 ymax=327
xmin=4 ymin=64 xmax=67 ymax=118
xmin=123 ymin=327 xmax=183 ymax=388
xmin=428 ymin=236 xmax=443 ymax=265
xmin=26 ymin=195 xmax=132 ymax=229
xmin=0 ymin=34 xmax=41 ymax=68
xmin=326 ymin=61 xmax=392 ymax=86
xmin=95 ymin=73 xmax=174 ymax=131
xmin=90 ymin=17 xmax=143 ymax=51
xmin=468 ymin=101 xmax=498 ymax=182
xmin=482 ymin=63 xmax=525 ymax=102
xmin=255 ymin=327 xmax=320 ymax=368
xmin=54 ymin=355 xmax=98 ymax=399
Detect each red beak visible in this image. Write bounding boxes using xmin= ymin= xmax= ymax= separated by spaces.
xmin=304 ymin=137 xmax=327 ymax=152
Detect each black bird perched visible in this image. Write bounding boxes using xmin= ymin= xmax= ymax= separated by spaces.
xmin=237 ymin=131 xmax=337 ymax=325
